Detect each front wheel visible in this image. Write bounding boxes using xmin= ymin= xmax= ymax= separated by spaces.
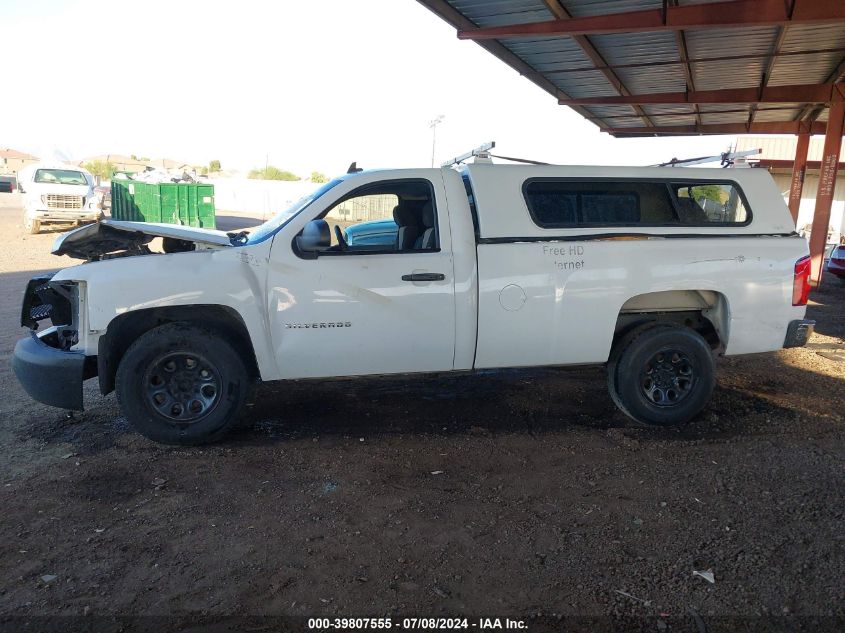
xmin=607 ymin=324 xmax=714 ymax=426
xmin=115 ymin=322 xmax=249 ymax=445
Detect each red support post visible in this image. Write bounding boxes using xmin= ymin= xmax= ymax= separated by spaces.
xmin=788 ymin=132 xmax=810 ymax=225
xmin=808 ymin=96 xmax=845 ymax=287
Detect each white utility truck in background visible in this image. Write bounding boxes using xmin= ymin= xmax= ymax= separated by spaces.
xmin=13 ymin=147 xmax=814 ymax=444
xmin=18 ymin=162 xmax=103 ymax=234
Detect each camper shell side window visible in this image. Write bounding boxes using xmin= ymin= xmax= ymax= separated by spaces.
xmin=522 ymin=178 xmax=752 ymax=229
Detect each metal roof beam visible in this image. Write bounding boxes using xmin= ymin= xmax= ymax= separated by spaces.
xmin=795 ymin=54 xmax=845 ymax=122
xmin=582 ymin=106 xmax=805 ymax=121
xmin=414 ymin=0 xmax=598 ymax=124
xmin=669 ymin=0 xmax=701 ymax=128
xmin=458 ymin=0 xmax=845 ymax=40
xmin=749 ymin=23 xmax=790 ymax=125
xmin=544 ymin=47 xmax=845 ymax=75
xmin=541 ymin=0 xmax=654 ymax=128
xmin=604 ymin=121 xmax=828 ymax=136
xmin=559 ymin=82 xmax=843 ymax=106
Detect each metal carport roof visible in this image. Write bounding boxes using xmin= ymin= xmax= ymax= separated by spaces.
xmin=416 ymin=0 xmax=845 ymax=137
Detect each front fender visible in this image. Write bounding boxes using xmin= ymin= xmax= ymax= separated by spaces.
xmin=51 ymin=242 xmax=278 ymax=379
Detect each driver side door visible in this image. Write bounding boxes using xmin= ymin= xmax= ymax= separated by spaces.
xmin=267 ymin=171 xmax=456 ymax=379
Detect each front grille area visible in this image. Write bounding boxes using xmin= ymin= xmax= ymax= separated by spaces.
xmin=46 ymin=194 xmax=83 ymax=210
xmin=21 ymin=274 xmax=74 ymax=331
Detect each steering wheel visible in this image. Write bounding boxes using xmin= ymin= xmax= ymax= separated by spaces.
xmin=333 ymin=225 xmax=348 ymax=251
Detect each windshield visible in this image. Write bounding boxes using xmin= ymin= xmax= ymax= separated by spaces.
xmin=34 ymin=169 xmax=88 ymax=186
xmin=247 ymin=177 xmax=345 ymax=244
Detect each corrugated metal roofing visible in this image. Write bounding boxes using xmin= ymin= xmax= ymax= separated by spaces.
xmin=500 ymin=36 xmax=592 ymax=72
xmin=418 ymin=0 xmax=845 ymax=136
xmin=563 ymin=0 xmax=660 ymax=18
xmin=450 ymin=0 xmax=551 ymax=28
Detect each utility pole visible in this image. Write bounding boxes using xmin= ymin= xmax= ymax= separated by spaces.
xmin=429 ymin=115 xmax=445 ymax=167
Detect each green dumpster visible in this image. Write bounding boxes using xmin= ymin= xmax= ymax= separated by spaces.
xmin=111 ymin=180 xmax=216 ymax=228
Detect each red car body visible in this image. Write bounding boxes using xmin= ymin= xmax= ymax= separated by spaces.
xmin=828 ymin=245 xmax=845 ymax=281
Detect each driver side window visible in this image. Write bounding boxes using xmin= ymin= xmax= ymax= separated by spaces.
xmin=322 ymin=179 xmax=438 ymax=254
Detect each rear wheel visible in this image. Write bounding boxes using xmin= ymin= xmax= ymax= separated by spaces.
xmin=607 ymin=324 xmax=714 ymax=426
xmin=115 ymin=322 xmax=248 ymax=445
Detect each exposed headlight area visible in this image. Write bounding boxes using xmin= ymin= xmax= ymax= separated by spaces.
xmin=13 ymin=276 xmax=90 ymax=411
xmin=20 ymin=274 xmax=81 ymax=350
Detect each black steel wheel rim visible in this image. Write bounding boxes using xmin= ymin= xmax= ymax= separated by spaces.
xmin=640 ymin=348 xmax=696 ymax=407
xmin=144 ymin=352 xmax=221 ymax=422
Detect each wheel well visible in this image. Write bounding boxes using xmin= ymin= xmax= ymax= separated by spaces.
xmin=613 ymin=290 xmax=729 ymax=352
xmin=97 ymin=305 xmax=259 ymax=395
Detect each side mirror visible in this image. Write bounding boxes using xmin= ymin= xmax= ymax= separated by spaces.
xmin=295 ymin=219 xmax=331 ymax=257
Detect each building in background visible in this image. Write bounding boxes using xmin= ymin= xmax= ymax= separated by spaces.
xmin=736 ymin=136 xmax=845 ymax=244
xmin=76 ymin=154 xmax=150 ymax=174
xmin=145 ymin=158 xmax=190 ymax=171
xmin=0 ymin=148 xmax=39 ymax=175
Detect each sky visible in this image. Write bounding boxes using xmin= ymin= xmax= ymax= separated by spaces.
xmin=0 ymin=0 xmax=742 ymax=177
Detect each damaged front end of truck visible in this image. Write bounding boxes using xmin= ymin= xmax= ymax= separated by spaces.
xmin=13 ymin=220 xmax=240 ymax=410
xmin=13 ymin=274 xmax=95 ymax=410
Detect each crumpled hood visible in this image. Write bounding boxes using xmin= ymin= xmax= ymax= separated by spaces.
xmin=53 ymin=220 xmax=233 ymax=260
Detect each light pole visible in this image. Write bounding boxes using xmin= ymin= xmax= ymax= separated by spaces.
xmin=429 ymin=115 xmax=445 ymax=167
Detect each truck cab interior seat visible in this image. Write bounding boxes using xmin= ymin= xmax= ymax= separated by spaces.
xmin=393 ymin=203 xmax=421 ymax=250
xmin=414 ymin=202 xmax=436 ymax=250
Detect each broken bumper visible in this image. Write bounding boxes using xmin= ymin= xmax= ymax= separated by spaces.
xmin=784 ymin=319 xmax=815 ymax=349
xmin=11 ymin=331 xmax=87 ymax=410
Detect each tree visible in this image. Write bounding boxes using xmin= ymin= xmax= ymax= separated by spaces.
xmin=688 ymin=184 xmax=724 ymax=204
xmin=310 ymin=171 xmax=329 ymax=183
xmin=248 ymin=166 xmax=300 ymax=181
xmin=209 ymin=159 xmax=221 ymax=173
xmin=83 ymin=160 xmax=116 ymax=180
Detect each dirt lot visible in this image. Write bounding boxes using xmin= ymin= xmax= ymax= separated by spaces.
xmin=0 ymin=192 xmax=843 ymax=632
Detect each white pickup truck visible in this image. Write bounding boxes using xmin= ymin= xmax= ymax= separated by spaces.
xmin=13 ymin=160 xmax=814 ymax=444
xmin=18 ymin=162 xmax=103 ymax=234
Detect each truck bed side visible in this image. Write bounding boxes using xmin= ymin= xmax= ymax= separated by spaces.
xmin=463 ymin=164 xmax=808 ymax=368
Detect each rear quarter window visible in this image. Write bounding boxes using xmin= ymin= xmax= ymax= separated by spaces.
xmin=671 ymin=182 xmax=749 ymax=224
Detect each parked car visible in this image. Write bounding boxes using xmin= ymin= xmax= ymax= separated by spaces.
xmin=17 ymin=163 xmax=103 ymax=234
xmin=828 ymin=244 xmax=845 ymax=284
xmin=344 ymin=218 xmax=398 ymax=246
xmin=0 ymin=174 xmax=17 ymax=193
xmin=13 ymin=162 xmax=814 ymax=445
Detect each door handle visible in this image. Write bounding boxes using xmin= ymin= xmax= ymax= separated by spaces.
xmin=401 ymin=273 xmax=445 ymax=282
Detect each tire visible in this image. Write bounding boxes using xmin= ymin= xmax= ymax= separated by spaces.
xmin=24 ymin=214 xmax=40 ymax=234
xmin=607 ymin=324 xmax=714 ymax=426
xmin=115 ymin=322 xmax=248 ymax=445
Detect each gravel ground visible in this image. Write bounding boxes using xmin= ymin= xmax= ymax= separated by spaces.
xmin=0 ymin=192 xmax=843 ymax=632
